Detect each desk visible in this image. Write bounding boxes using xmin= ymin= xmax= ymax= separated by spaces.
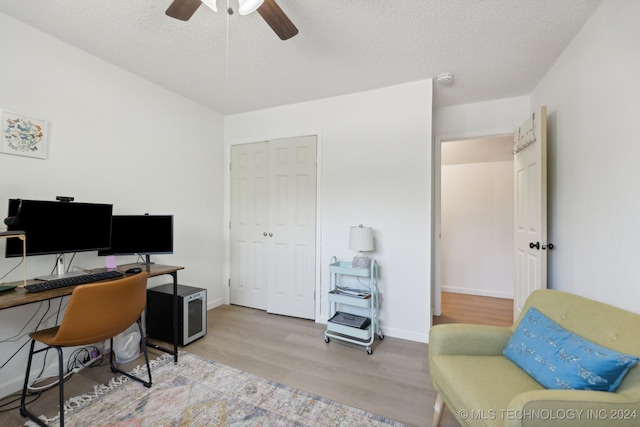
xmin=0 ymin=263 xmax=184 ymax=363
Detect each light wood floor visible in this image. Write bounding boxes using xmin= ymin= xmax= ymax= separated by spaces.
xmin=433 ymin=291 xmax=514 ymax=327
xmin=0 ymin=294 xmax=510 ymax=427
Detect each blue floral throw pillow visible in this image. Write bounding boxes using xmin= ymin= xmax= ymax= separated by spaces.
xmin=503 ymin=307 xmax=638 ymax=391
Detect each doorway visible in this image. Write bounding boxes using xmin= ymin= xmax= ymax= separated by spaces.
xmin=433 ymin=135 xmax=514 ymax=322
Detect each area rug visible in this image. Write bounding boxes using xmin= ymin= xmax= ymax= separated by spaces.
xmin=36 ymin=352 xmax=405 ymax=426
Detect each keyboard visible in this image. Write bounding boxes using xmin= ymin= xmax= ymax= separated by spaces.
xmin=25 ymin=270 xmax=125 ymax=293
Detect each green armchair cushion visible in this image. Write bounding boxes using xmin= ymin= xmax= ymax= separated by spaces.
xmin=503 ymin=307 xmax=638 ymax=392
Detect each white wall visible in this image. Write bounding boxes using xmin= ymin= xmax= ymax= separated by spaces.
xmin=529 ymin=0 xmax=640 ymax=313
xmin=434 ymin=96 xmax=531 ymax=139
xmin=441 ymin=159 xmax=513 ymax=298
xmin=225 ymin=80 xmax=433 ymax=343
xmin=0 ymin=13 xmax=225 ymax=396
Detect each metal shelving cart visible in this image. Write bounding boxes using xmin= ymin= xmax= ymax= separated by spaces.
xmin=324 ymin=255 xmax=383 ymax=354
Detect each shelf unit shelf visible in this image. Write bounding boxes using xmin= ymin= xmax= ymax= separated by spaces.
xmin=324 ymin=256 xmax=383 ymax=354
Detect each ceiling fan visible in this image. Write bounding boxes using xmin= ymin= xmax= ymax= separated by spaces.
xmin=165 ymin=0 xmax=298 ymax=40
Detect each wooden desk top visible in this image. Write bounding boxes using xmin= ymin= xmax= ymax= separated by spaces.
xmin=117 ymin=263 xmax=184 ymax=277
xmin=0 ymin=263 xmax=184 ymax=311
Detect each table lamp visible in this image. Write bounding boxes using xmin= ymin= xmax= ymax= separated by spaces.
xmin=349 ymin=225 xmax=374 ymax=268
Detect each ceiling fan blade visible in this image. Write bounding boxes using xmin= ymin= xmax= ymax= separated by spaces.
xmin=257 ymin=0 xmax=298 ymax=40
xmin=166 ymin=0 xmax=202 ymax=21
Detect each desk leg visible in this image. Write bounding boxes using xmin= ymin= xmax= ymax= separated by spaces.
xmin=170 ymin=271 xmax=178 ymax=363
xmin=146 ymin=272 xmax=179 ymax=364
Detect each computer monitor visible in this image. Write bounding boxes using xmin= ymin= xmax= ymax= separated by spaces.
xmin=4 ymin=198 xmax=113 ymax=280
xmin=98 ymin=215 xmax=173 ymax=265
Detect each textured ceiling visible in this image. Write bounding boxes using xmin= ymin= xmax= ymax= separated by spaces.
xmin=0 ymin=0 xmax=602 ymax=115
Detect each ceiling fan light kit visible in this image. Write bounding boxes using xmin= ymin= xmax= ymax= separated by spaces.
xmin=165 ymin=0 xmax=298 ymax=40
xmin=238 ymin=0 xmax=264 ymax=15
xmin=201 ymin=0 xmax=218 ymax=12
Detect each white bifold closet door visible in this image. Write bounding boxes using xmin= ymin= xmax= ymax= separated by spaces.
xmin=230 ymin=136 xmax=317 ymax=319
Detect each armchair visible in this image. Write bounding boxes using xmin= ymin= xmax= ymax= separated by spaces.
xmin=429 ymin=290 xmax=640 ymax=427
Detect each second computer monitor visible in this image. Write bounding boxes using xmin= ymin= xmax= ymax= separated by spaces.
xmin=99 ymin=215 xmax=173 ymax=264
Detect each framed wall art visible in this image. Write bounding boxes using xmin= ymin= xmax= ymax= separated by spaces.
xmin=1 ymin=110 xmax=48 ymax=159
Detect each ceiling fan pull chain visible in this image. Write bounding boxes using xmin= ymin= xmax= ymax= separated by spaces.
xmin=225 ymin=0 xmax=230 ymax=82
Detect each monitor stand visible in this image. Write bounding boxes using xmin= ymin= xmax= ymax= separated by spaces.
xmin=140 ymin=254 xmax=154 ymax=266
xmin=35 ymin=253 xmax=86 ymax=281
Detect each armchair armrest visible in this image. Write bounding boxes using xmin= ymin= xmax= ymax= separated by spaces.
xmin=506 ymin=389 xmax=639 ymax=427
xmin=429 ymin=323 xmax=513 ymax=356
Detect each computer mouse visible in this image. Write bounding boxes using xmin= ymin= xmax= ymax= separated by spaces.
xmin=125 ymin=267 xmax=143 ymax=274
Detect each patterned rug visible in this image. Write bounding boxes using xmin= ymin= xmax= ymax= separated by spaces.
xmin=37 ymin=352 xmax=405 ymax=426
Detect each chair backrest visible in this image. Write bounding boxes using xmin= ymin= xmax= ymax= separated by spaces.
xmin=50 ymin=272 xmax=148 ymax=347
xmin=518 ymin=289 xmax=640 ymax=357
xmin=518 ymin=289 xmax=640 ymax=397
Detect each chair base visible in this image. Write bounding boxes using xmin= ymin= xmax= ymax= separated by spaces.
xmin=19 ymin=339 xmax=59 ymax=427
xmin=20 ymin=320 xmax=152 ymax=427
xmin=108 ymin=321 xmax=152 ymax=388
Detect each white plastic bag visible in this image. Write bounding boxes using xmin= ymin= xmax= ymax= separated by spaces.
xmin=112 ymin=323 xmax=141 ymax=364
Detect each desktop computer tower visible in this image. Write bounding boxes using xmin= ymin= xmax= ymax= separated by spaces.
xmin=146 ymin=283 xmax=207 ymax=346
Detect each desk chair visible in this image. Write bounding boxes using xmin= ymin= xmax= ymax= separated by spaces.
xmin=20 ymin=272 xmax=153 ymax=427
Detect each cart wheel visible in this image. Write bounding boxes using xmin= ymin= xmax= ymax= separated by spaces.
xmin=366 ymin=346 xmax=373 ymax=355
xmin=324 ymin=336 xmax=330 ymax=343
xmin=378 ymin=333 xmax=384 ymax=340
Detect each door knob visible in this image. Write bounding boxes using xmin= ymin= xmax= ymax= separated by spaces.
xmin=542 ymin=242 xmax=554 ymax=250
xmin=529 ymin=242 xmax=540 ymax=250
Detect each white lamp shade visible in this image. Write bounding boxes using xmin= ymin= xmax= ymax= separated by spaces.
xmin=238 ymin=0 xmax=264 ymax=15
xmin=349 ymin=226 xmax=374 ymax=252
xmin=201 ymin=0 xmax=217 ymax=12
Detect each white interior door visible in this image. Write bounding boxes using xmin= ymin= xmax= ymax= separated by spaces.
xmin=230 ymin=136 xmax=317 ymax=319
xmin=230 ymin=142 xmax=269 ymax=310
xmin=513 ymin=106 xmax=548 ymax=319
xmin=266 ymin=137 xmax=317 ymax=318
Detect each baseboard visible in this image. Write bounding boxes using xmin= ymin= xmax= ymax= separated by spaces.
xmin=383 ymin=326 xmax=429 ymax=343
xmin=0 ymin=377 xmax=25 ymax=402
xmin=0 ymin=352 xmax=80 ymax=400
xmin=441 ymin=286 xmax=513 ymax=299
xmin=207 ymin=297 xmax=226 ymax=311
